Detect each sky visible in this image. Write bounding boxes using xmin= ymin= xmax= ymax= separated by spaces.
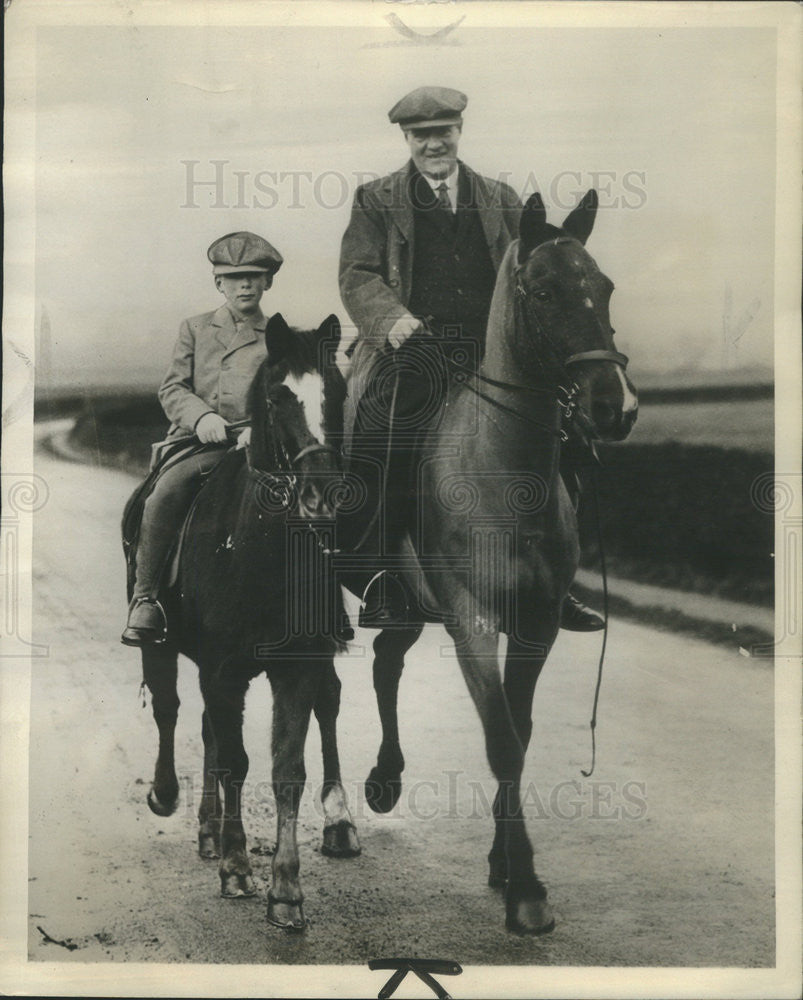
xmin=31 ymin=18 xmax=777 ymax=390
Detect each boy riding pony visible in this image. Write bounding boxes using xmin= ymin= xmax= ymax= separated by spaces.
xmin=121 ymin=231 xmax=282 ymax=646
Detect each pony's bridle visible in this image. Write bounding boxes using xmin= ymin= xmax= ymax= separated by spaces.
xmin=247 ymin=395 xmax=337 ymax=506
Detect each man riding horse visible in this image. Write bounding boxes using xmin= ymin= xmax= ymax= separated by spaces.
xmin=337 ymin=85 xmax=603 ymax=631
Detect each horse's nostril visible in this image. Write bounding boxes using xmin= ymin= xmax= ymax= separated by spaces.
xmin=591 ymin=401 xmax=616 ymax=430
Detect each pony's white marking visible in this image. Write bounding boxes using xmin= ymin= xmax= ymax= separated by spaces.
xmin=322 ymin=784 xmax=350 ymax=824
xmin=583 ymin=297 xmax=593 ymax=308
xmin=616 ymin=365 xmax=638 ymax=414
xmin=283 ymin=371 xmax=325 ymax=442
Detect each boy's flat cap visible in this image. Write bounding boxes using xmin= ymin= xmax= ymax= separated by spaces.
xmin=207 ymin=232 xmax=283 ymax=275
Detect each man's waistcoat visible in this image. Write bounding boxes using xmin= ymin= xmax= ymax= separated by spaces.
xmin=408 ymin=169 xmax=497 ymax=350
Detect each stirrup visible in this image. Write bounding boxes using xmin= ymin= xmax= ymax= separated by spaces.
xmin=358 ymin=572 xmax=409 ymax=629
xmin=121 ymin=598 xmax=168 ymax=646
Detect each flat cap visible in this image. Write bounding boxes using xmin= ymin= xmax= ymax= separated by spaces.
xmin=388 ymin=86 xmax=467 ymax=129
xmin=207 ymin=231 xmax=283 ymax=275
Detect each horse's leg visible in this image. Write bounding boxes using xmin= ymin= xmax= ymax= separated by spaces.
xmin=365 ymin=625 xmax=423 ymax=814
xmin=200 ymin=670 xmax=255 ymax=899
xmin=488 ymin=631 xmax=554 ymax=891
xmin=197 ymin=708 xmax=222 ymax=860
xmin=315 ymin=661 xmax=361 ymax=858
xmin=266 ymin=664 xmax=319 ymax=931
xmin=447 ymin=625 xmax=554 ymax=935
xmin=141 ymin=643 xmax=180 ymax=816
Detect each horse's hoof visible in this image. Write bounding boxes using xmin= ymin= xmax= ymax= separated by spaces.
xmin=505 ymin=895 xmax=555 ymax=936
xmin=267 ymin=892 xmax=306 ymax=931
xmin=321 ymin=820 xmax=361 ymax=858
xmin=147 ymin=787 xmax=178 ymax=817
xmin=198 ymin=833 xmax=220 ymax=860
xmin=365 ymin=768 xmax=402 ymax=814
xmin=220 ymin=872 xmax=257 ymax=898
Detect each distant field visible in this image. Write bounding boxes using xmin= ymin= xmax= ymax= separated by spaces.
xmin=630 ymin=398 xmax=772 ymax=453
xmin=40 ymin=390 xmax=774 ymax=609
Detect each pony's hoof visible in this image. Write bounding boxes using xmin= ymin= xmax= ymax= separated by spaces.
xmin=365 ymin=767 xmax=401 ymax=813
xmin=267 ymin=892 xmax=306 ymax=931
xmin=321 ymin=820 xmax=361 ymax=858
xmin=198 ymin=833 xmax=220 ymax=860
xmin=220 ymin=872 xmax=257 ymax=898
xmin=505 ymin=896 xmax=555 ymax=936
xmin=147 ymin=786 xmax=178 ymax=817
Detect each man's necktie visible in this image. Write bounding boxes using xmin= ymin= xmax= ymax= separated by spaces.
xmin=436 ymin=182 xmax=453 ymax=214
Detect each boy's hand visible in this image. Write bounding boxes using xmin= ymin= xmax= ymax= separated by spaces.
xmin=195 ymin=412 xmax=229 ymax=443
xmin=236 ymin=427 xmax=251 ymax=450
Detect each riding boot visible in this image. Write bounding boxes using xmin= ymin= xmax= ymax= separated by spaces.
xmin=560 ymin=593 xmax=604 ymax=632
xmin=121 ymin=506 xmax=181 ymax=645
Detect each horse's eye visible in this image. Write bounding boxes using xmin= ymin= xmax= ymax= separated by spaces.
xmin=534 ymin=290 xmax=552 ymax=303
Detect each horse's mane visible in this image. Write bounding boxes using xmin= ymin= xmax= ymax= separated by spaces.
xmin=246 ymin=313 xmax=347 ymax=466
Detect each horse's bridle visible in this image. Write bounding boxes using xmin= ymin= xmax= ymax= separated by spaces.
xmin=512 ymin=237 xmax=629 ymax=375
xmin=449 ymin=238 xmax=629 ymax=441
xmin=247 ymin=394 xmax=338 ymax=503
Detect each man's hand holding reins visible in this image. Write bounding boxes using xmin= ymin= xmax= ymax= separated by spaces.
xmin=387 ymin=314 xmax=425 ymax=350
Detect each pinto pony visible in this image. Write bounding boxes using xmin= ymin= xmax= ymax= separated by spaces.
xmin=125 ymin=314 xmax=359 ymax=931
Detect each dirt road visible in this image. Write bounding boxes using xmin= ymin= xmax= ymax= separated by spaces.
xmin=27 ymin=438 xmax=775 ymax=973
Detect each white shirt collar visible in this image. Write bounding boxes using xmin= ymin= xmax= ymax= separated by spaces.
xmin=421 ymin=167 xmax=458 ymax=212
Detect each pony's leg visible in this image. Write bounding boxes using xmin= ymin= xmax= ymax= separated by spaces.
xmin=365 ymin=625 xmax=423 ymax=814
xmin=197 ymin=708 xmax=222 ymax=860
xmin=200 ymin=672 xmax=255 ymax=899
xmin=447 ymin=625 xmax=554 ymax=935
xmin=266 ymin=664 xmax=319 ymax=931
xmin=142 ymin=643 xmax=180 ymax=817
xmin=488 ymin=631 xmax=554 ymax=890
xmin=314 ymin=661 xmax=361 ymax=858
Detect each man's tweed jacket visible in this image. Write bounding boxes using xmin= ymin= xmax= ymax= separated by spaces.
xmin=338 ymin=159 xmax=522 ymax=433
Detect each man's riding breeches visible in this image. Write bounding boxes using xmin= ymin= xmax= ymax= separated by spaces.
xmin=340 ymin=335 xmax=449 ymax=560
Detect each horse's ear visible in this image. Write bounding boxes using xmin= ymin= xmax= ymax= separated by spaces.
xmin=302 ymin=314 xmax=340 ymax=373
xmin=562 ymin=189 xmax=598 ymax=245
xmin=518 ymin=192 xmax=550 ymax=260
xmin=316 ymin=313 xmax=341 ymax=345
xmin=265 ymin=312 xmax=293 ymax=361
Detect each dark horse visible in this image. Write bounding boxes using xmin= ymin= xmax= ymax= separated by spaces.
xmin=356 ymin=190 xmax=638 ymax=934
xmin=124 ymin=314 xmax=360 ymax=931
